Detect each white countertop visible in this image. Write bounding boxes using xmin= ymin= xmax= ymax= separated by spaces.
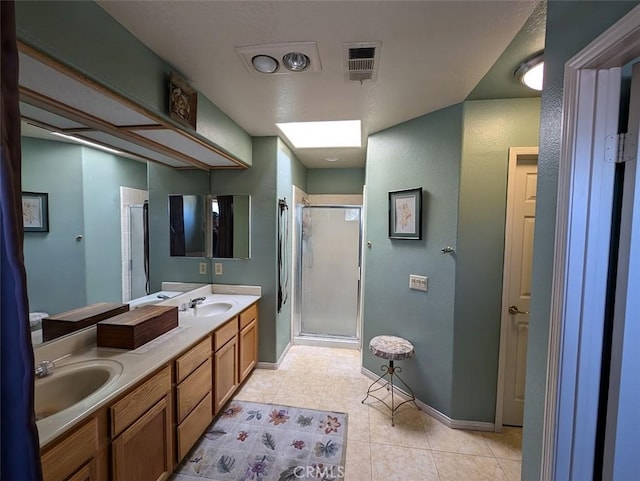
xmin=35 ymin=284 xmax=261 ymax=448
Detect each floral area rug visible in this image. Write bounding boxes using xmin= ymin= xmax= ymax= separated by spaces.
xmin=171 ymin=401 xmax=348 ymax=481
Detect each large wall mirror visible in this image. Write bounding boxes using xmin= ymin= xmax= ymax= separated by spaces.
xmin=169 ymin=194 xmax=251 ymax=259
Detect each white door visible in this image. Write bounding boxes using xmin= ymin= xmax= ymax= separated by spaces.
xmin=501 ymin=147 xmax=538 ymax=427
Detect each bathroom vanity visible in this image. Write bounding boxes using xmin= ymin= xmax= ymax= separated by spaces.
xmin=34 ymin=285 xmax=260 ymax=481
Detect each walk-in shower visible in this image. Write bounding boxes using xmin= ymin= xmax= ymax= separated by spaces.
xmin=293 ymin=203 xmax=362 ymax=348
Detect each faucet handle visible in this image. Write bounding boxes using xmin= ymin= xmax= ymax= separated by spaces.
xmin=35 ymin=360 xmax=55 ymax=378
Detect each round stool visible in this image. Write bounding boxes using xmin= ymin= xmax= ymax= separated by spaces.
xmin=362 ymin=335 xmax=419 ymax=426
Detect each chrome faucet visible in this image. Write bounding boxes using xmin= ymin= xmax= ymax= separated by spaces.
xmin=34 ymin=353 xmax=71 ymax=378
xmin=189 ymin=297 xmax=206 ymax=309
xmin=35 ymin=360 xmax=56 ymax=378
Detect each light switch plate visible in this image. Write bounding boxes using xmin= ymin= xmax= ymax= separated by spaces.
xmin=214 ymin=263 xmax=223 ymax=275
xmin=409 ymin=274 xmax=428 ymax=292
xmin=199 ymin=262 xmax=207 ymax=275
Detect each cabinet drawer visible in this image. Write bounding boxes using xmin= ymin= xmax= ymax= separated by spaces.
xmin=111 ymin=365 xmax=171 ymax=437
xmin=239 ymin=303 xmax=258 ymax=330
xmin=41 ymin=417 xmax=98 ymax=481
xmin=176 ymin=358 xmax=212 ymax=423
xmin=175 ymin=336 xmax=211 ymax=383
xmin=177 ymin=392 xmax=213 ymax=461
xmin=214 ymin=318 xmax=238 ymax=351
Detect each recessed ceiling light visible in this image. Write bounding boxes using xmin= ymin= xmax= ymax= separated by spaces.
xmin=51 ymin=132 xmax=122 ymax=154
xmin=282 ymin=52 xmax=310 ymax=72
xmin=515 ymin=53 xmax=544 ymax=91
xmin=325 ymin=156 xmax=338 ymax=162
xmin=276 ymin=120 xmax=361 ymax=148
xmin=252 ymin=55 xmax=279 ymax=74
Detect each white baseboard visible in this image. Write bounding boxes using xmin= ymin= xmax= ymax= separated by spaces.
xmin=293 ymin=336 xmax=360 ymax=350
xmin=257 ymin=342 xmax=292 ymax=370
xmin=360 ymin=367 xmax=495 ymax=432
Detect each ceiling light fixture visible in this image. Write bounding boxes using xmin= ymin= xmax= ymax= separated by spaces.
xmin=282 ymin=52 xmax=310 ymax=72
xmin=252 ymin=55 xmax=279 ymax=74
xmin=325 ymin=156 xmax=338 ymax=162
xmin=277 ymin=120 xmax=361 ymax=149
xmin=51 ymin=132 xmax=122 ymax=154
xmin=514 ymin=52 xmax=544 ymax=91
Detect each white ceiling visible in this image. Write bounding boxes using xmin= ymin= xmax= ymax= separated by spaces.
xmin=97 ymin=0 xmax=539 ymax=168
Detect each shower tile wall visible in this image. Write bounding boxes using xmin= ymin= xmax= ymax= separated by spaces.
xmin=120 ymin=187 xmax=148 ymax=302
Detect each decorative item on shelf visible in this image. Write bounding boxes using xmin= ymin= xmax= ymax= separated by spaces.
xmin=22 ymin=191 xmax=49 ymax=233
xmin=169 ymin=72 xmax=198 ymax=130
xmin=388 ymin=187 xmax=422 ymax=240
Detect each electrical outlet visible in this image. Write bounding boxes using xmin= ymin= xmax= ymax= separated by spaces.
xmin=199 ymin=262 xmax=207 ymax=275
xmin=409 ymin=274 xmax=428 ymax=292
xmin=214 ymin=263 xmax=223 ymax=275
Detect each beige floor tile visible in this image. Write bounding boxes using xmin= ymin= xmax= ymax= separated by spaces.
xmin=344 ymin=439 xmax=372 ymax=481
xmin=370 ymin=443 xmax=439 ymax=481
xmin=369 ymin=405 xmax=431 ymax=450
xmin=482 ymin=427 xmax=523 ymax=460
xmin=242 ymin=368 xmax=285 ymax=392
xmin=271 ymin=391 xmax=324 ymax=410
xmin=421 ymin=413 xmax=493 ymax=456
xmin=232 ymin=386 xmax=275 ymax=403
xmin=497 ymin=458 xmax=522 ymax=481
xmin=433 ymin=452 xmax=508 ymax=481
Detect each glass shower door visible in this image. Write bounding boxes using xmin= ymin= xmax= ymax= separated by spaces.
xmin=300 ymin=206 xmax=361 ymax=338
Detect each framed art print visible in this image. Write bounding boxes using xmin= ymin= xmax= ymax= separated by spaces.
xmin=389 ymin=187 xmax=422 ymax=239
xmin=22 ymin=192 xmax=49 ymax=232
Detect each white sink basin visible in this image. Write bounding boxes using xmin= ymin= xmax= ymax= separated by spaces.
xmin=35 ymin=359 xmax=123 ymax=421
xmin=194 ymin=301 xmax=234 ymax=317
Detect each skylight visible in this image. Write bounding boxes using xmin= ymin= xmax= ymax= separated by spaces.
xmin=276 ymin=120 xmax=361 ymax=148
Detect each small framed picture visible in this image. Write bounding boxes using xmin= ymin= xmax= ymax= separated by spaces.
xmin=169 ymin=72 xmax=197 ymax=130
xmin=22 ymin=192 xmax=49 ymax=232
xmin=389 ymin=187 xmax=422 ymax=239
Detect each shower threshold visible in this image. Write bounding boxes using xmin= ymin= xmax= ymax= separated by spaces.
xmin=293 ymin=335 xmax=360 ymax=350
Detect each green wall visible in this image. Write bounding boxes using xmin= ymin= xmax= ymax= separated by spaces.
xmin=147 ymin=163 xmax=211 ymax=291
xmin=21 ymin=138 xmax=147 ymax=315
xmin=307 ymin=168 xmax=365 ymax=195
xmin=83 ymin=149 xmax=146 ymax=305
xmin=452 ymin=98 xmax=541 ymax=421
xmin=362 ymin=97 xmax=541 ymax=422
xmin=210 ymin=138 xmax=279 ymax=363
xmin=523 ymin=2 xmax=639 ymax=480
xmin=363 ymin=104 xmax=463 ymax=415
xmin=22 ymin=138 xmax=86 ymax=314
xmin=15 ymin=0 xmax=252 ymax=165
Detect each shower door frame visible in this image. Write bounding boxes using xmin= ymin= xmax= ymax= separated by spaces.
xmin=294 ymin=204 xmax=363 ymax=342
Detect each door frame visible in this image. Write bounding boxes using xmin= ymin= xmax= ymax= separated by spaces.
xmin=495 ymin=146 xmax=538 ymax=432
xmin=295 ymin=203 xmax=363 ymax=342
xmin=541 ymin=6 xmax=640 ymax=480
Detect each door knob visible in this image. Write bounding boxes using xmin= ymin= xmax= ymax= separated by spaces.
xmin=508 ymin=305 xmax=529 ymax=315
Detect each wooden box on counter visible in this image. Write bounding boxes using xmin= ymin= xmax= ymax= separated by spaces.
xmin=42 ymin=302 xmax=129 ymax=342
xmin=96 ymin=305 xmax=178 ymax=350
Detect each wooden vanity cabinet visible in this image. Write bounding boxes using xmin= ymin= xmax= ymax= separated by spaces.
xmin=213 ymin=319 xmax=239 ymax=414
xmin=238 ymin=303 xmax=259 ymax=383
xmin=40 ymin=409 xmax=108 ymax=481
xmin=174 ymin=336 xmax=213 ymax=460
xmin=110 ymin=365 xmax=173 ymax=481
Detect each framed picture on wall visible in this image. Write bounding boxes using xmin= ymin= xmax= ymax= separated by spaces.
xmin=389 ymin=187 xmax=422 ymax=239
xmin=22 ymin=192 xmax=49 ymax=232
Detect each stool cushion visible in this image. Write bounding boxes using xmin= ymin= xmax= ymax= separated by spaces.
xmin=369 ymin=335 xmax=415 ymax=360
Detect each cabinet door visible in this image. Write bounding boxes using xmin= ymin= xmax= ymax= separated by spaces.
xmin=238 ymin=318 xmax=258 ymax=382
xmin=112 ymin=396 xmax=173 ymax=481
xmin=214 ymin=335 xmax=238 ymax=414
xmin=65 ymin=462 xmax=94 ymax=481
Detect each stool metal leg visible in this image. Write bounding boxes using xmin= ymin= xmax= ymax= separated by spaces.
xmin=362 ymin=360 xmax=419 ymax=426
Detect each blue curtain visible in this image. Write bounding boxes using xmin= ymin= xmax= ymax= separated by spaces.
xmin=0 ymin=1 xmax=43 ymax=478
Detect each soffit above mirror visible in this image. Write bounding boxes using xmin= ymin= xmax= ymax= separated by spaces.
xmin=18 ymin=43 xmax=246 ymax=170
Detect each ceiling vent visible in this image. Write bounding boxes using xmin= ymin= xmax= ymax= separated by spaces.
xmin=343 ymin=41 xmax=381 ymax=83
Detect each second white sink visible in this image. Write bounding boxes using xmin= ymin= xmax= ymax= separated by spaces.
xmin=194 ymin=301 xmax=234 ymax=317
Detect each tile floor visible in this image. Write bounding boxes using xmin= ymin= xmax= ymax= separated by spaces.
xmin=232 ymin=344 xmax=522 ymax=481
